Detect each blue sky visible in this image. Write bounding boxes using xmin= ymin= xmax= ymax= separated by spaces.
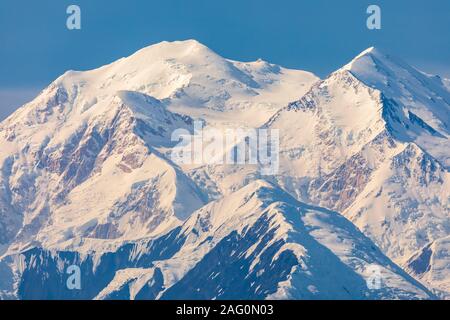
xmin=0 ymin=0 xmax=449 ymax=119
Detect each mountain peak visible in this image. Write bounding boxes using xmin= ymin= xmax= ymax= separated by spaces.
xmin=154 ymin=39 xmax=210 ymax=52
xmin=342 ymin=46 xmax=386 ymax=73
xmin=130 ymin=39 xmax=217 ymax=62
xmin=353 ymin=46 xmax=378 ymax=58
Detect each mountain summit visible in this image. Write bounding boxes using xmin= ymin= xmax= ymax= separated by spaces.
xmin=346 ymin=47 xmax=450 ymax=158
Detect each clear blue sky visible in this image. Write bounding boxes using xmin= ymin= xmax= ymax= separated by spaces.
xmin=0 ymin=0 xmax=449 ymax=119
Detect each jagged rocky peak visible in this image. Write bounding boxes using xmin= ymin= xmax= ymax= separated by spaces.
xmin=343 ymin=46 xmax=384 ymax=72
xmin=344 ymin=46 xmax=450 ymax=128
xmin=281 ymin=46 xmax=450 ymax=168
xmin=341 ymin=46 xmax=418 ymax=84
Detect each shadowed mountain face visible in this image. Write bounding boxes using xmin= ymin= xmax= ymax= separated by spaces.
xmin=8 ymin=181 xmax=433 ymax=300
xmin=0 ymin=40 xmax=448 ymax=299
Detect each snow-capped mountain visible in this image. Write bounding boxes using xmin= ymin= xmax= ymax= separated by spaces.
xmin=262 ymin=47 xmax=450 ymax=296
xmin=0 ymin=40 xmax=448 ymax=299
xmin=0 ymin=40 xmax=316 ymax=253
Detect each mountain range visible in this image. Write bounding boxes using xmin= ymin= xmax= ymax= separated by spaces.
xmin=0 ymin=40 xmax=448 ymax=299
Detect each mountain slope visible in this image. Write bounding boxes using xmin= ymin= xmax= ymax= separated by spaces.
xmin=0 ymin=87 xmax=207 ymax=254
xmin=405 ymin=235 xmax=450 ymax=298
xmin=159 ymin=180 xmax=432 ymax=299
xmin=0 ymin=181 xmax=434 ymax=299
